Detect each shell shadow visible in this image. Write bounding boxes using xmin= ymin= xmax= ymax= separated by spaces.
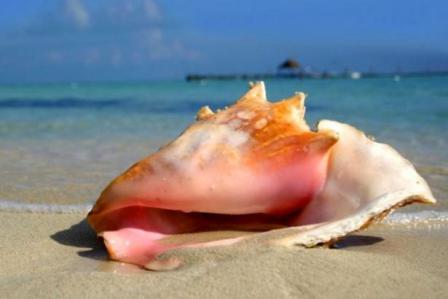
xmin=50 ymin=219 xmax=107 ymax=261
xmin=50 ymin=220 xmax=384 ymax=266
xmin=331 ymin=235 xmax=384 ymax=249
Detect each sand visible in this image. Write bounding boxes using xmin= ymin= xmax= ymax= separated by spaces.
xmin=1 ymin=211 xmax=447 ymax=299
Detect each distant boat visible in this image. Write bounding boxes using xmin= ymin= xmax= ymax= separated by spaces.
xmin=350 ymin=72 xmax=362 ymax=80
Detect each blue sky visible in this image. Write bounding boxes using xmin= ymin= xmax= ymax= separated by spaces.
xmin=0 ymin=0 xmax=447 ymax=83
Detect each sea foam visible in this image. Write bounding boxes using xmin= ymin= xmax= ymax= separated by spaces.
xmin=384 ymin=210 xmax=448 ymax=225
xmin=1 ymin=200 xmax=447 ymax=227
xmin=0 ymin=199 xmax=93 ymax=214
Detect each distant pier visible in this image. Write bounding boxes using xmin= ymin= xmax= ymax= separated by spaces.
xmin=185 ymin=71 xmax=448 ymax=82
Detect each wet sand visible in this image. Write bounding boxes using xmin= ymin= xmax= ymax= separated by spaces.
xmin=1 ymin=211 xmax=447 ymax=298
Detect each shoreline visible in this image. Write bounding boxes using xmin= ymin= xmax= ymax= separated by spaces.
xmin=1 ymin=211 xmax=447 ymax=298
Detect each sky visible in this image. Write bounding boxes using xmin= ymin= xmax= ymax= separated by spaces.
xmin=0 ymin=0 xmax=447 ymax=83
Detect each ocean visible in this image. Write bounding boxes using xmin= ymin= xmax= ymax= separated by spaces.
xmin=1 ymin=77 xmax=447 ymax=221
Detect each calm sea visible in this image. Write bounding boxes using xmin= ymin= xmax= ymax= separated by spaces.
xmin=1 ymin=77 xmax=447 ymax=217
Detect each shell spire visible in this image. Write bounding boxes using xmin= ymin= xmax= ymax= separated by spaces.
xmin=196 ymin=106 xmax=214 ymax=121
xmin=238 ymin=81 xmax=267 ymax=104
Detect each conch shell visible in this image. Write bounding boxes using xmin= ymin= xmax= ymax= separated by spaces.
xmin=87 ymin=82 xmax=435 ymax=270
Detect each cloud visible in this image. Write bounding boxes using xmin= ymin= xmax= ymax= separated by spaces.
xmin=0 ymin=0 xmax=200 ymax=82
xmin=64 ymin=0 xmax=90 ymax=29
xmin=138 ymin=28 xmax=200 ymax=61
xmin=110 ymin=49 xmax=123 ymax=66
xmin=47 ymin=50 xmax=65 ymax=64
xmin=143 ymin=0 xmax=163 ymax=21
xmin=83 ymin=48 xmax=101 ymax=65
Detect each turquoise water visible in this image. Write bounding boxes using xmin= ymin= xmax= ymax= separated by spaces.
xmin=1 ymin=77 xmax=447 ymax=210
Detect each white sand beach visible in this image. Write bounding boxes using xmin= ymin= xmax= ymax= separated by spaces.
xmin=1 ymin=211 xmax=447 ymax=298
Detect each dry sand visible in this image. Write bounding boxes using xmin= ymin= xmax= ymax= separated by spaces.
xmin=1 ymin=211 xmax=447 ymax=299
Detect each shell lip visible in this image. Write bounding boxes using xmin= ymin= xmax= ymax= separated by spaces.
xmin=272 ymin=192 xmax=436 ymax=248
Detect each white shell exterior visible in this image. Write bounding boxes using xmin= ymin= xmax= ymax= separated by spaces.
xmin=272 ymin=120 xmax=435 ymax=247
